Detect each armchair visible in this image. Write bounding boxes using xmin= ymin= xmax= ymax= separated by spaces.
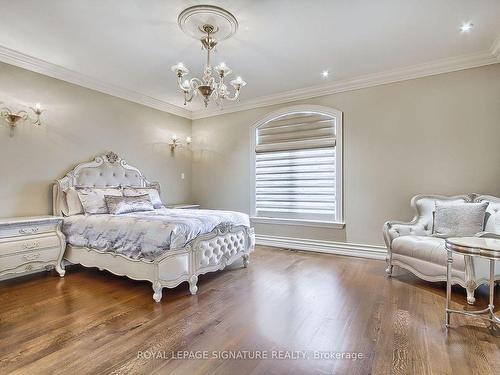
xmin=383 ymin=194 xmax=500 ymax=305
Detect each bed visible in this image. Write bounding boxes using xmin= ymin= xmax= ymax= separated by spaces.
xmin=53 ymin=152 xmax=255 ymax=302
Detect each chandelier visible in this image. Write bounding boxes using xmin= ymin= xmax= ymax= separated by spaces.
xmin=171 ymin=5 xmax=246 ymax=108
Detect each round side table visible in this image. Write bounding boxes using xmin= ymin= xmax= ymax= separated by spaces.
xmin=445 ymin=237 xmax=500 ymax=328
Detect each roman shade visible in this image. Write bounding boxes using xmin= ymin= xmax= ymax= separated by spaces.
xmin=255 ymin=112 xmax=337 ymax=221
xmin=255 ymin=113 xmax=336 ymax=153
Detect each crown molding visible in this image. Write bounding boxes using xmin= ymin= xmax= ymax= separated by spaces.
xmin=0 ymin=45 xmax=192 ymax=119
xmin=191 ymin=49 xmax=499 ymax=119
xmin=1 ymin=36 xmax=499 ymax=122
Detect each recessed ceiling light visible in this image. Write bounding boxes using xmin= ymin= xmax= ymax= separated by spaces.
xmin=322 ymin=70 xmax=329 ymax=78
xmin=460 ymin=23 xmax=473 ymax=32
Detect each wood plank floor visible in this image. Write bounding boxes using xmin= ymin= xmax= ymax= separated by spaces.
xmin=1 ymin=246 xmax=499 ymax=375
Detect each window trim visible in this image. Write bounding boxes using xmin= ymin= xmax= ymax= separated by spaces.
xmin=250 ymin=104 xmax=343 ymax=226
xmin=250 ymin=216 xmax=345 ymax=229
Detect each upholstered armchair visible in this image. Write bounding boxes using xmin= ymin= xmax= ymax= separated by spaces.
xmin=383 ymin=194 xmax=500 ymax=304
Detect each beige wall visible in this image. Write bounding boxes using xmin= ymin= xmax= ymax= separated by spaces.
xmin=0 ymin=62 xmax=192 ymax=217
xmin=2 ymin=61 xmax=500 ymax=247
xmin=192 ymin=64 xmax=500 ymax=246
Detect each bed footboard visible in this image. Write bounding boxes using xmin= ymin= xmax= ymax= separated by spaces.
xmin=153 ymin=224 xmax=254 ymax=302
xmin=64 ymin=224 xmax=254 ymax=303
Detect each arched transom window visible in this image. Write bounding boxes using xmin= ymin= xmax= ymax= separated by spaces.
xmin=251 ymin=105 xmax=343 ymax=226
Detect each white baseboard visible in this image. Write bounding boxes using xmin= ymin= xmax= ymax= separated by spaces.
xmin=256 ymin=234 xmax=387 ymax=260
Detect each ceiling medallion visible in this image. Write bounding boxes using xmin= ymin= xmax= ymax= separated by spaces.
xmin=171 ymin=5 xmax=246 ymax=108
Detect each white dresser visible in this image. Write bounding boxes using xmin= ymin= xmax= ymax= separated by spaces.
xmin=0 ymin=216 xmax=66 ymax=280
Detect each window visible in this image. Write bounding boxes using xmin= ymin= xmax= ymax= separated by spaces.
xmin=251 ymin=105 xmax=343 ymax=226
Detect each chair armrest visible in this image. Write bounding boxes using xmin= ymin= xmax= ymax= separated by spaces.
xmin=475 ymin=231 xmax=500 ymax=239
xmin=383 ymin=220 xmax=429 ymax=250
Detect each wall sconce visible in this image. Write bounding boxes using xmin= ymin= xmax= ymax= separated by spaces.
xmin=1 ymin=102 xmax=45 ymax=135
xmin=169 ymin=135 xmax=192 ymax=152
xmin=31 ymin=103 xmax=44 ymax=126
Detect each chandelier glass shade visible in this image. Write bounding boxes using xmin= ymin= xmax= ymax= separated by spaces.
xmin=171 ymin=7 xmax=246 ymax=108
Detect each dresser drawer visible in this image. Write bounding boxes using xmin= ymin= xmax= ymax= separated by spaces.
xmin=0 ymin=247 xmax=60 ymax=274
xmin=0 ymin=234 xmax=61 ymax=257
xmin=0 ymin=222 xmax=59 ymax=239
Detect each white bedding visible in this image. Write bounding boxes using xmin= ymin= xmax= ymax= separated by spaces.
xmin=62 ymin=208 xmax=250 ymax=261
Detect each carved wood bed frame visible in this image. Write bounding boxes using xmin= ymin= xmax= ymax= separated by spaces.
xmin=53 ymin=152 xmax=255 ymax=302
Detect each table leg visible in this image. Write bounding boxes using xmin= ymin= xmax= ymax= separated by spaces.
xmin=489 ymin=259 xmax=495 ymax=321
xmin=446 ymin=249 xmax=452 ymax=327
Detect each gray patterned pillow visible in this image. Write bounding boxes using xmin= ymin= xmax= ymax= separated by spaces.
xmin=105 ymin=194 xmax=154 ymax=215
xmin=433 ymin=202 xmax=489 ymax=238
xmin=123 ymin=187 xmax=163 ymax=209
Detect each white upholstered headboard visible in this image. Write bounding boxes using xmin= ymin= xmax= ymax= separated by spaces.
xmin=53 ymin=151 xmax=160 ymax=216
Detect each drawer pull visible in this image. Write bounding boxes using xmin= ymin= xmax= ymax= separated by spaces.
xmin=25 ymin=264 xmax=33 ymax=271
xmin=23 ymin=241 xmax=40 ymax=250
xmin=23 ymin=252 xmax=41 ymax=261
xmin=19 ymin=227 xmax=39 ymax=234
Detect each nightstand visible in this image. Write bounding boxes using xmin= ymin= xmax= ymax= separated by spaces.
xmin=0 ymin=216 xmax=66 ymax=280
xmin=167 ymin=204 xmax=201 ymax=209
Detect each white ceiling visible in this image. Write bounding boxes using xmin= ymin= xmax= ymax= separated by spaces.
xmin=1 ymin=0 xmax=499 ymax=117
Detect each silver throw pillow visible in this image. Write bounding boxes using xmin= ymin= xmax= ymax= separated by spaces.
xmin=105 ymin=194 xmax=154 ymax=215
xmin=433 ymin=201 xmax=489 ymax=238
xmin=123 ymin=187 xmax=163 ymax=209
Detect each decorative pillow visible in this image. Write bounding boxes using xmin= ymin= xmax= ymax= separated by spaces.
xmin=65 ymin=187 xmax=84 ymax=215
xmin=123 ymin=187 xmax=163 ymax=209
xmin=433 ymin=201 xmax=489 ymax=238
xmin=105 ymin=194 xmax=154 ymax=215
xmin=77 ymin=187 xmax=123 ymax=214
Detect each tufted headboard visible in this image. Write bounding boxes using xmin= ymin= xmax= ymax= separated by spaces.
xmin=53 ymin=151 xmax=160 ymax=216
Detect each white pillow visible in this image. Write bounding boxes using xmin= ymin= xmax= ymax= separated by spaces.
xmin=77 ymin=187 xmax=123 ymax=214
xmin=433 ymin=201 xmax=489 ymax=238
xmin=65 ymin=187 xmax=84 ymax=215
xmin=123 ymin=187 xmax=163 ymax=209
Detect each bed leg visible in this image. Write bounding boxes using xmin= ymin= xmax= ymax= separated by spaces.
xmin=242 ymin=254 xmax=250 ymax=268
xmin=189 ymin=275 xmax=198 ymax=295
xmin=152 ymin=281 xmax=163 ymax=303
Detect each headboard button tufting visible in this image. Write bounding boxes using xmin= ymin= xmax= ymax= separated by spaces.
xmin=53 ymin=152 xmax=158 ymax=216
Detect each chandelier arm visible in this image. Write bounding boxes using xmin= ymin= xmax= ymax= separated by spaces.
xmin=210 ymin=88 xmax=219 ymax=99
xmin=177 ymin=76 xmax=190 ymax=92
xmin=225 ymin=88 xmax=241 ymax=101
xmin=17 ymin=110 xmax=29 ymax=120
xmin=190 ymin=77 xmax=203 ymax=87
xmin=218 ymin=76 xmax=225 ymax=92
xmin=183 ymin=91 xmax=194 ymax=104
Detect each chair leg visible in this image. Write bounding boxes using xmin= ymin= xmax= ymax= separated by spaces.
xmin=385 ymin=265 xmax=393 ymax=277
xmin=385 ymin=256 xmax=393 ymax=277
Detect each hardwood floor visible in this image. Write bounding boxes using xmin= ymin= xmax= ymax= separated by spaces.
xmin=1 ymin=246 xmax=499 ymax=375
